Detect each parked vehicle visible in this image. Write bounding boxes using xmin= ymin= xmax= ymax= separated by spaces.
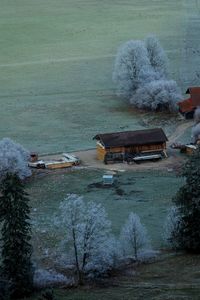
xmin=133 ymin=153 xmax=162 ymax=163
xmin=28 ymin=153 xmax=80 ymax=169
xmin=62 ymin=153 xmax=80 ymax=165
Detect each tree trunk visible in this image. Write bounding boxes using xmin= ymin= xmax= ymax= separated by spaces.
xmin=72 ymin=227 xmax=83 ymax=285
xmin=134 ymin=234 xmax=138 ymax=260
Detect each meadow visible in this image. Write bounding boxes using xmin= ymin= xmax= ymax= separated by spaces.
xmin=1 ymin=1 xmax=200 ymax=298
xmin=27 ymin=169 xmax=184 ymax=267
xmin=0 ymin=0 xmax=194 ymax=153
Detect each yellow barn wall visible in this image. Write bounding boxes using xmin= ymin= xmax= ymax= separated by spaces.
xmin=96 ymin=142 xmax=166 ymax=161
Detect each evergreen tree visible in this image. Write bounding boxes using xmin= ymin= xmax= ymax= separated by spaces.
xmin=0 ymin=279 xmax=11 ymax=300
xmin=0 ymin=173 xmax=33 ymax=298
xmin=170 ymin=146 xmax=200 ymax=252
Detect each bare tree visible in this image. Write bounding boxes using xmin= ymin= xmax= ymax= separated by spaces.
xmin=120 ymin=213 xmax=150 ymax=260
xmin=0 ymin=138 xmax=31 ymax=180
xmin=59 ymin=194 xmax=114 ymax=283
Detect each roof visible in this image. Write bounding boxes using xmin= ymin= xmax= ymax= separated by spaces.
xmin=178 ymin=86 xmax=200 ymax=112
xmin=103 ymin=175 xmax=113 ymax=179
xmin=94 ymin=128 xmax=168 ymax=148
xmin=186 ymin=87 xmax=200 ymax=94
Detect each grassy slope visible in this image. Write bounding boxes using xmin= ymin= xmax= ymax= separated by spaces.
xmin=26 ymin=253 xmax=200 ymax=300
xmin=0 ymin=0 xmax=186 ymax=152
xmin=27 ymin=169 xmax=184 ymax=265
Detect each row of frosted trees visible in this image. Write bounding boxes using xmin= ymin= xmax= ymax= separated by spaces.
xmin=1 ymin=138 xmax=200 ymax=298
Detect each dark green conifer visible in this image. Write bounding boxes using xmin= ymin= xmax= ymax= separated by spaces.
xmin=171 ymin=146 xmax=200 ymax=252
xmin=0 ymin=173 xmax=33 ymax=298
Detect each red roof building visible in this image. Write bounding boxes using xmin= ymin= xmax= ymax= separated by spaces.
xmin=178 ymin=87 xmax=200 ymax=118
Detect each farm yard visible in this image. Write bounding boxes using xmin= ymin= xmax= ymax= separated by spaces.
xmin=1 ymin=0 xmax=200 ymax=299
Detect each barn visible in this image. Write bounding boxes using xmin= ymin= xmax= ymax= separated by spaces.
xmin=178 ymin=87 xmax=200 ymax=119
xmin=93 ymin=128 xmax=168 ymax=161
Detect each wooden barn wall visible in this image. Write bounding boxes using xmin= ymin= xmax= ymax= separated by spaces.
xmin=96 ymin=142 xmax=166 ymax=161
xmin=96 ymin=144 xmax=107 ymax=160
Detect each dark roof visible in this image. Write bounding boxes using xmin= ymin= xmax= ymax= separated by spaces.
xmin=186 ymin=87 xmax=200 ymax=94
xmin=94 ymin=128 xmax=168 ymax=148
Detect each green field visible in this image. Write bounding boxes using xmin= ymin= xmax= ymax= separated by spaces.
xmin=0 ymin=0 xmax=196 ymax=153
xmin=27 ymin=169 xmax=184 ymax=267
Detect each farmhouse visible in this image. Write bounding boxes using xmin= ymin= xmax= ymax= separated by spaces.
xmin=178 ymin=87 xmax=200 ymax=118
xmin=93 ymin=128 xmax=168 ymax=161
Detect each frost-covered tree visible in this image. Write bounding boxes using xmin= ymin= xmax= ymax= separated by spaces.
xmin=59 ymin=194 xmax=115 ymax=284
xmin=120 ymin=213 xmax=150 ymax=260
xmin=194 ymin=107 xmax=200 ymax=124
xmin=169 ymin=146 xmax=200 ymax=252
xmin=130 ymin=79 xmax=181 ymax=112
xmin=145 ymin=35 xmax=169 ymax=77
xmin=0 ymin=138 xmax=31 ymax=181
xmin=113 ymin=40 xmax=155 ymax=99
xmin=164 ymin=206 xmax=180 ymax=248
xmin=0 ymin=173 xmax=33 ymax=298
xmin=113 ymin=36 xmax=182 ymax=112
xmin=191 ymin=123 xmax=200 ymax=144
xmin=191 ymin=107 xmax=200 ymax=143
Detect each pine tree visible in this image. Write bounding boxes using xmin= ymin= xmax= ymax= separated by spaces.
xmin=0 ymin=173 xmax=33 ymax=298
xmin=170 ymin=146 xmax=200 ymax=252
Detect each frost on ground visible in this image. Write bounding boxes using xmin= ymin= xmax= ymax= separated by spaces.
xmin=113 ymin=35 xmax=182 ymax=112
xmin=34 ymin=268 xmax=73 ymax=288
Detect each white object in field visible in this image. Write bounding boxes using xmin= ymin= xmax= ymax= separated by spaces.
xmin=62 ymin=153 xmax=80 ymax=164
xmin=103 ymin=175 xmax=114 ymax=185
xmin=133 ymin=154 xmax=162 ymax=162
xmin=28 ymin=160 xmax=45 ymax=168
xmin=185 ymin=144 xmax=197 ymax=150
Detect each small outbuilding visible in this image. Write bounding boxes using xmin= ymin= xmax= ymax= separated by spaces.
xmin=103 ymin=175 xmax=114 ymax=185
xmin=178 ymin=87 xmax=200 ymax=119
xmin=93 ymin=128 xmax=168 ymax=161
